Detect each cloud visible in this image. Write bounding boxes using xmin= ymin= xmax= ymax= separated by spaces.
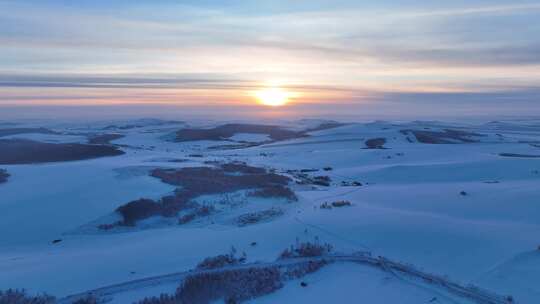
xmin=0 ymin=0 xmax=539 ymax=109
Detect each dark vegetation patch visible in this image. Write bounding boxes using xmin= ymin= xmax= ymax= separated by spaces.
xmin=168 ymin=159 xmax=188 ymax=163
xmin=103 ymin=120 xmax=183 ymax=130
xmin=312 ymin=176 xmax=331 ymax=186
xmin=207 ymin=143 xmax=261 ymax=150
xmin=72 ymin=296 xmax=98 ymax=304
xmin=279 ymin=240 xmax=333 ymax=259
xmin=142 ymin=267 xmax=282 ymax=304
xmin=248 ymin=186 xmax=297 ymax=201
xmin=221 ymin=163 xmax=267 ymax=174
xmin=287 ymin=170 xmax=332 ymax=187
xmin=365 ymin=138 xmax=386 ymax=149
xmin=0 ymin=169 xmax=9 ymax=184
xmin=110 ymin=163 xmax=295 ymax=227
xmin=0 ymin=139 xmax=125 ymax=165
xmin=0 ymin=127 xmax=58 ymax=137
xmin=320 ymin=200 xmax=352 ymax=209
xmin=400 ymin=129 xmax=483 ymax=144
xmin=196 ymin=247 xmax=246 ymax=270
xmin=499 ymin=153 xmax=540 ymax=158
xmin=137 ymin=249 xmax=327 ymax=304
xmin=87 ymin=133 xmax=124 ymax=145
xmin=0 ymin=289 xmax=55 ymax=304
xmin=116 ymin=199 xmax=162 ymax=226
xmin=332 ymin=200 xmax=352 ymax=207
xmin=175 ymin=124 xmax=306 ymax=142
xmin=304 ymin=122 xmax=346 ymax=132
xmin=0 ymin=122 xmax=18 ymax=127
xmin=237 ymin=208 xmax=284 ymax=226
xmin=178 ymin=205 xmax=215 ymax=225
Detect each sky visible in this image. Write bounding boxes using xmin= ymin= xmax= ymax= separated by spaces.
xmin=0 ymin=0 xmax=539 ymax=119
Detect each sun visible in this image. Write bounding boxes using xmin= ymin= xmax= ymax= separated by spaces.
xmin=255 ymin=88 xmax=291 ymax=107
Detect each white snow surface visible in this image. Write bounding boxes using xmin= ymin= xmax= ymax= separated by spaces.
xmin=0 ymin=119 xmax=539 ymax=303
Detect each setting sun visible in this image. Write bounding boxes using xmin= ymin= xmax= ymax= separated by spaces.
xmin=255 ymin=88 xmax=291 ymax=106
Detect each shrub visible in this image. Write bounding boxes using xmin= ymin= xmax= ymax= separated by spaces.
xmin=137 ymin=294 xmax=176 ymax=304
xmin=331 ymin=200 xmax=352 ymax=207
xmin=320 ymin=202 xmax=332 ymax=209
xmin=196 ymin=248 xmax=246 ymax=270
xmin=178 ymin=205 xmax=215 ymax=225
xmin=312 ymin=176 xmax=331 ymax=186
xmin=248 ymin=186 xmax=297 ymax=201
xmin=0 ymin=289 xmax=55 ymax=304
xmin=116 ymin=199 xmax=161 ymax=226
xmin=237 ymin=208 xmax=284 ymax=226
xmin=73 ymin=295 xmax=99 ymax=304
xmin=97 ymin=223 xmax=116 ymax=230
xmin=279 ymin=241 xmax=333 ymax=259
xmin=282 ymin=260 xmax=327 ymax=280
xmin=0 ymin=169 xmax=8 ymax=184
xmin=365 ymin=138 xmax=386 ymax=149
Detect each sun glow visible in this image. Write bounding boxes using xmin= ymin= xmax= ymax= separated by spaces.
xmin=254 ymin=88 xmax=292 ymax=106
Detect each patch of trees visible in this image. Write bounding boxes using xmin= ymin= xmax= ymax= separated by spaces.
xmin=103 ymin=119 xmax=183 ymax=130
xmin=175 ymin=124 xmax=307 ymax=142
xmin=110 ymin=163 xmax=295 ymax=227
xmin=499 ymin=153 xmax=540 ymax=158
xmin=320 ymin=200 xmax=352 ymax=209
xmin=87 ymin=133 xmax=124 ymax=145
xmin=0 ymin=169 xmax=9 ymax=184
xmin=0 ymin=127 xmax=58 ymax=137
xmin=288 ymin=170 xmax=332 ymax=187
xmin=248 ymin=186 xmax=297 ymax=201
xmin=0 ymin=139 xmax=124 ymax=165
xmin=196 ymin=247 xmax=246 ymax=270
xmin=236 ymin=208 xmax=284 ymax=227
xmin=137 ymin=264 xmax=325 ymax=304
xmin=178 ymin=205 xmax=215 ymax=225
xmin=365 ymin=138 xmax=386 ymax=149
xmin=72 ymin=295 xmax=99 ymax=304
xmin=0 ymin=289 xmax=55 ymax=304
xmin=400 ymin=129 xmax=482 ymax=144
xmin=304 ymin=121 xmax=346 ymax=133
xmin=279 ymin=240 xmax=333 ymax=259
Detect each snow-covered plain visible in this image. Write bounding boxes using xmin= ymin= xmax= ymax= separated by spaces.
xmin=0 ymin=118 xmax=539 ymax=303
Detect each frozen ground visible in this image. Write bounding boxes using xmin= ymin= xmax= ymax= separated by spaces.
xmin=0 ymin=118 xmax=539 ymax=303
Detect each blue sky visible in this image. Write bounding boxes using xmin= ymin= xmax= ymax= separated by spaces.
xmin=0 ymin=0 xmax=539 ymax=117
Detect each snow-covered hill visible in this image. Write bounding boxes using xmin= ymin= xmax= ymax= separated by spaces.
xmin=0 ymin=119 xmax=538 ymax=303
